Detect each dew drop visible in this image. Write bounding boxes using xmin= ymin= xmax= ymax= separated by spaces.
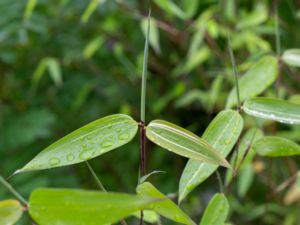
xmin=102 ymin=141 xmax=113 ymax=148
xmin=116 ymin=128 xmax=122 ymax=132
xmin=67 ymin=154 xmax=75 ymax=161
xmin=79 ymin=151 xmax=94 ymax=160
xmin=118 ymin=133 xmax=129 ymax=140
xmin=82 ymin=143 xmax=87 ymax=148
xmin=49 ymin=157 xmax=60 ymax=166
xmin=108 ymin=123 xmax=112 ymax=129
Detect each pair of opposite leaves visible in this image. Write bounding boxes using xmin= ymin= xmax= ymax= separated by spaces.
xmin=1 ymin=181 xmax=229 ymax=225
xmin=16 ymin=113 xmax=232 ymax=174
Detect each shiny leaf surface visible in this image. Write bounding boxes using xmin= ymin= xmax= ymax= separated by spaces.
xmin=179 ymin=110 xmax=243 ymax=203
xmin=137 ymin=182 xmax=195 ymax=225
xmin=199 ymin=194 xmax=229 ymax=225
xmin=0 ymin=200 xmax=23 ymax=225
xmin=17 ymin=114 xmax=138 ymax=173
xmin=282 ymin=49 xmax=300 ymax=67
xmin=226 ymin=56 xmax=278 ymax=108
xmin=29 ymin=188 xmax=161 ymax=225
xmin=243 ymin=97 xmax=300 ymax=124
xmin=253 ymin=136 xmax=300 ymax=157
xmin=146 ymin=120 xmax=230 ymax=168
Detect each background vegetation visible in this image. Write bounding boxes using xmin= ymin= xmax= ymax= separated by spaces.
xmin=1 ymin=0 xmax=300 ymax=224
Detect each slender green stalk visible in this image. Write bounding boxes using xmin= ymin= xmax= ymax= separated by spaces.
xmin=140 ymin=9 xmax=151 ymax=225
xmin=275 ymin=6 xmax=281 ymax=57
xmin=140 ymin=9 xmax=151 ymax=122
xmin=85 ymin=162 xmax=128 ymax=225
xmin=0 ymin=176 xmax=28 ymax=206
xmin=85 ymin=161 xmax=106 ymax=192
xmin=227 ymin=35 xmax=241 ymax=111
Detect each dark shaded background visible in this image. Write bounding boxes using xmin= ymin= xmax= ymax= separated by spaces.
xmin=1 ymin=0 xmax=300 ymax=224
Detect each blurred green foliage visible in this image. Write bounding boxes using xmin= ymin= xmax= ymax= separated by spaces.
xmin=1 ymin=0 xmax=300 ymax=224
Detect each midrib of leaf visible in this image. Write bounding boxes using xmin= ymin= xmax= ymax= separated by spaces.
xmin=181 ymin=114 xmax=237 ymax=198
xmin=150 ymin=122 xmax=212 ymax=148
xmin=244 ymin=106 xmax=300 ymax=120
xmin=147 ymin=129 xmax=217 ymax=163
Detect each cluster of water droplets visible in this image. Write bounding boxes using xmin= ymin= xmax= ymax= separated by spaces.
xmin=44 ymin=119 xmax=136 ymax=168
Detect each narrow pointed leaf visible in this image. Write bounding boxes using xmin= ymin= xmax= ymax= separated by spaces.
xmin=137 ymin=182 xmax=195 ymax=225
xmin=179 ymin=110 xmax=243 ymax=203
xmin=153 ymin=0 xmax=187 ymax=20
xmin=46 ymin=58 xmax=62 ymax=86
xmin=17 ymin=114 xmax=138 ymax=173
xmin=81 ymin=0 xmax=106 ymax=24
xmin=28 ymin=188 xmax=161 ymax=225
xmin=226 ymin=56 xmax=278 ymax=108
xmin=0 ymin=200 xmax=23 ymax=225
xmin=243 ymin=97 xmax=300 ymax=125
xmin=253 ymin=136 xmax=300 ymax=157
xmin=24 ymin=0 xmax=37 ymax=20
xmin=141 ymin=18 xmax=160 ymax=54
xmin=146 ymin=120 xmax=230 ymax=168
xmin=199 ymin=194 xmax=229 ymax=225
xmin=282 ymin=49 xmax=300 ymax=67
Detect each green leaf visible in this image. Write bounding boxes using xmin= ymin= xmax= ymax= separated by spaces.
xmin=237 ymin=163 xmax=254 ymax=197
xmin=28 ymin=188 xmax=161 ymax=225
xmin=0 ymin=200 xmax=23 ymax=225
xmin=179 ymin=110 xmax=243 ymax=203
xmin=226 ymin=56 xmax=278 ymax=109
xmin=16 ymin=114 xmax=138 ymax=173
xmin=81 ymin=0 xmax=106 ymax=24
xmin=253 ymin=136 xmax=300 ymax=157
xmin=137 ymin=182 xmax=195 ymax=225
xmin=24 ymin=0 xmax=37 ymax=20
xmin=141 ymin=18 xmax=160 ymax=54
xmin=132 ymin=210 xmax=160 ymax=223
xmin=83 ymin=36 xmax=105 ymax=59
xmin=146 ymin=120 xmax=230 ymax=168
xmin=243 ymin=97 xmax=300 ymax=125
xmin=139 ymin=171 xmax=165 ymax=184
xmin=46 ymin=57 xmax=62 ymax=86
xmin=32 ymin=57 xmax=63 ymax=88
xmin=199 ymin=194 xmax=229 ymax=225
xmin=153 ymin=0 xmax=187 ymax=20
xmin=181 ymin=1 xmax=199 ymax=18
xmin=236 ymin=3 xmax=267 ymax=29
xmin=282 ymin=49 xmax=300 ymax=67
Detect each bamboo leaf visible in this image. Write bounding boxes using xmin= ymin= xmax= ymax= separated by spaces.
xmin=282 ymin=49 xmax=300 ymax=67
xmin=243 ymin=97 xmax=300 ymax=125
xmin=132 ymin=210 xmax=160 ymax=223
xmin=179 ymin=110 xmax=243 ymax=203
xmin=137 ymin=182 xmax=195 ymax=225
xmin=0 ymin=200 xmax=23 ymax=225
xmin=81 ymin=0 xmax=106 ymax=24
xmin=46 ymin=58 xmax=62 ymax=86
xmin=28 ymin=188 xmax=161 ymax=225
xmin=226 ymin=56 xmax=278 ymax=108
xmin=199 ymin=194 xmax=229 ymax=225
xmin=24 ymin=0 xmax=37 ymax=20
xmin=146 ymin=120 xmax=231 ymax=168
xmin=153 ymin=0 xmax=187 ymax=20
xmin=16 ymin=114 xmax=138 ymax=173
xmin=253 ymin=136 xmax=300 ymax=157
xmin=83 ymin=36 xmax=105 ymax=59
xmin=141 ymin=18 xmax=160 ymax=54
